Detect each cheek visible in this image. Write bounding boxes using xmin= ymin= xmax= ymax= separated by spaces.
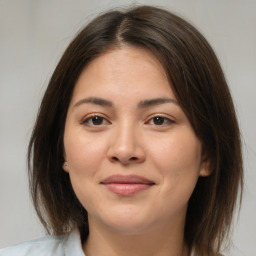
xmin=148 ymin=131 xmax=202 ymax=193
xmin=64 ymin=133 xmax=107 ymax=210
xmin=63 ymin=127 xmax=113 ymax=202
xmin=64 ymin=132 xmax=107 ymax=174
xmin=150 ymin=132 xmax=201 ymax=170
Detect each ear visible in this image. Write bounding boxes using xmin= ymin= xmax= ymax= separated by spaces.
xmin=199 ymin=156 xmax=212 ymax=177
xmin=62 ymin=161 xmax=69 ymax=173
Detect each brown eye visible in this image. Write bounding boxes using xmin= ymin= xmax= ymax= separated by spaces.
xmin=82 ymin=115 xmax=109 ymax=126
xmin=152 ymin=116 xmax=165 ymax=125
xmin=148 ymin=116 xmax=174 ymax=126
xmin=90 ymin=116 xmax=104 ymax=125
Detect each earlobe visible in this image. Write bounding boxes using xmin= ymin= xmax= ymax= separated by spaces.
xmin=199 ymin=156 xmax=213 ymax=177
xmin=62 ymin=162 xmax=69 ymax=173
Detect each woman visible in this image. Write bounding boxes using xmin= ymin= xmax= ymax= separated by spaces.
xmin=0 ymin=5 xmax=243 ymax=256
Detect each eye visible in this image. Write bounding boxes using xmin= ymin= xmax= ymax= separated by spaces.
xmin=81 ymin=115 xmax=110 ymax=126
xmin=147 ymin=116 xmax=174 ymax=126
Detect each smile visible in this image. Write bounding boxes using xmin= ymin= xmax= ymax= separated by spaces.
xmin=100 ymin=175 xmax=155 ymax=196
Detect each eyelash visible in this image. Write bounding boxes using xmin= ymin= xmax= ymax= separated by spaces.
xmin=146 ymin=115 xmax=175 ymax=126
xmin=81 ymin=114 xmax=110 ymax=126
xmin=81 ymin=114 xmax=175 ymax=127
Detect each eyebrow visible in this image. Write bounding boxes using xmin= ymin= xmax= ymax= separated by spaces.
xmin=73 ymin=97 xmax=113 ymax=108
xmin=73 ymin=97 xmax=178 ymax=109
xmin=138 ymin=98 xmax=178 ymax=108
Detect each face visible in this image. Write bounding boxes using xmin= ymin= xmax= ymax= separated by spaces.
xmin=63 ymin=47 xmax=210 ymax=235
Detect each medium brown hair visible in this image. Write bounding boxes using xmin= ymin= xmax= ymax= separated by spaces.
xmin=28 ymin=5 xmax=243 ymax=256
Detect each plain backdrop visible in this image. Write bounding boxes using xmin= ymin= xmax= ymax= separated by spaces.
xmin=0 ymin=0 xmax=255 ymax=255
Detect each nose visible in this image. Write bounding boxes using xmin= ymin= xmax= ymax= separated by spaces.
xmin=107 ymin=123 xmax=146 ymax=165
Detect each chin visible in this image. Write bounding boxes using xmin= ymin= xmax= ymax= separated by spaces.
xmin=106 ymin=219 xmax=152 ymax=235
xmin=95 ymin=207 xmax=155 ymax=234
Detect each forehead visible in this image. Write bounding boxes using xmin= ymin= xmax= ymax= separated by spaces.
xmin=70 ymin=46 xmax=175 ymax=104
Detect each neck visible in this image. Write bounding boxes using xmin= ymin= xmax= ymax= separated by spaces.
xmin=83 ymin=218 xmax=189 ymax=256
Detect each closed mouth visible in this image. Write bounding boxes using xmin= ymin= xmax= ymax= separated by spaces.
xmin=101 ymin=174 xmax=155 ymax=185
xmin=100 ymin=175 xmax=155 ymax=196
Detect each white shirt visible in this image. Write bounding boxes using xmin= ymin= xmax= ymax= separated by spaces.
xmin=0 ymin=229 xmax=85 ymax=256
xmin=0 ymin=230 xmax=196 ymax=256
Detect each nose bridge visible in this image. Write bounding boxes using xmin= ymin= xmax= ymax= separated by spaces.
xmin=108 ymin=119 xmax=145 ymax=164
xmin=114 ymin=120 xmax=137 ymax=154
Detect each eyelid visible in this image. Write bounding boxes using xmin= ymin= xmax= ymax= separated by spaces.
xmin=80 ymin=113 xmax=111 ymax=126
xmin=145 ymin=114 xmax=176 ymax=125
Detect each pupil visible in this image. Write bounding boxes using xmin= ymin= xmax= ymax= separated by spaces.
xmin=153 ymin=117 xmax=164 ymax=125
xmin=92 ymin=116 xmax=103 ymax=125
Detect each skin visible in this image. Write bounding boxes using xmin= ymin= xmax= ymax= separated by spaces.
xmin=63 ymin=46 xmax=211 ymax=256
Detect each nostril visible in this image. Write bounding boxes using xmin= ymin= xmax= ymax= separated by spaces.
xmin=111 ymin=156 xmax=138 ymax=163
xmin=112 ymin=156 xmax=119 ymax=162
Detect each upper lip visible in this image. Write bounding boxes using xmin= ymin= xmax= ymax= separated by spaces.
xmin=101 ymin=175 xmax=155 ymax=185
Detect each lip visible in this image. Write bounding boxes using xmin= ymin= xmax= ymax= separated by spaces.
xmin=100 ymin=175 xmax=155 ymax=196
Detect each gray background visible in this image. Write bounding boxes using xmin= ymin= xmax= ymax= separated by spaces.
xmin=0 ymin=0 xmax=255 ymax=255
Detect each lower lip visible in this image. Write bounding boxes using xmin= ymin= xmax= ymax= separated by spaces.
xmin=103 ymin=183 xmax=152 ymax=196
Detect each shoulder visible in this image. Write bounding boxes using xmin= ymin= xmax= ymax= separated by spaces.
xmin=0 ymin=228 xmax=84 ymax=256
xmin=0 ymin=234 xmax=65 ymax=256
